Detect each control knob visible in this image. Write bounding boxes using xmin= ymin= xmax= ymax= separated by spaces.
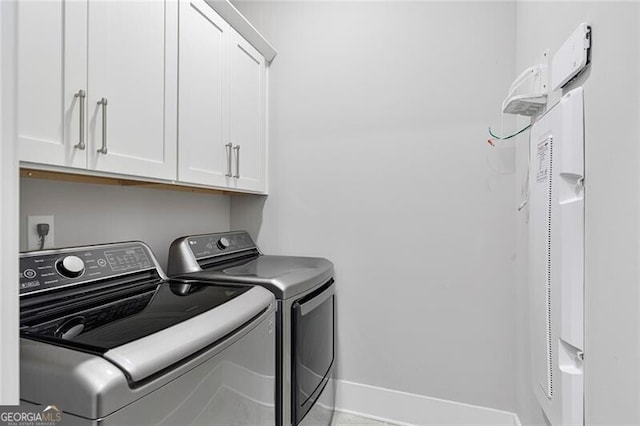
xmin=56 ymin=255 xmax=85 ymax=278
xmin=217 ymin=237 xmax=230 ymax=250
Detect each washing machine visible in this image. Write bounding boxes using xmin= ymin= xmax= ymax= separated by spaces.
xmin=168 ymin=231 xmax=335 ymax=426
xmin=14 ymin=241 xmax=276 ymax=425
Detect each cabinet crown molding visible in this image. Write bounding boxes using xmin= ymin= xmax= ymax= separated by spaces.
xmin=205 ymin=0 xmax=277 ymax=63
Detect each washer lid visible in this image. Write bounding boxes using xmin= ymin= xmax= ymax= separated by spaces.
xmin=21 ymin=280 xmax=276 ymax=384
xmin=19 ymin=285 xmax=276 ymax=419
xmin=103 ymin=285 xmax=273 ymax=382
xmin=181 ymin=255 xmax=334 ymax=299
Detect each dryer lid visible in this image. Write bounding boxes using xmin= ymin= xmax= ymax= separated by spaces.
xmin=180 ymin=255 xmax=334 ymax=299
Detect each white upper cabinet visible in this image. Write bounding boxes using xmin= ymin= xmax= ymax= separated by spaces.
xmin=228 ymin=32 xmax=267 ymax=193
xmin=88 ymin=1 xmax=177 ymax=180
xmin=178 ymin=0 xmax=267 ymax=193
xmin=17 ymin=0 xmax=270 ymax=192
xmin=178 ymin=0 xmax=231 ymax=187
xmin=18 ymin=0 xmax=177 ymax=181
xmin=17 ymin=0 xmax=88 ymax=169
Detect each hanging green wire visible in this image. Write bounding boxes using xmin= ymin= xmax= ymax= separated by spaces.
xmin=488 ymin=124 xmax=532 ymax=140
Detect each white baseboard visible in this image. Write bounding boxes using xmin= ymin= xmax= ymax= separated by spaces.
xmin=334 ymin=379 xmax=521 ymax=425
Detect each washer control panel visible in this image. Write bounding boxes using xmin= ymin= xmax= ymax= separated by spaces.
xmin=186 ymin=231 xmax=256 ymax=260
xmin=20 ymin=243 xmax=155 ymax=296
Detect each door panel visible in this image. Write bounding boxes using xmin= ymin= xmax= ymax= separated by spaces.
xmin=292 ymin=283 xmax=335 ymax=424
xmin=229 ymin=32 xmax=266 ymax=192
xmin=178 ymin=0 xmax=230 ymax=187
xmin=88 ymin=0 xmax=177 ymax=180
xmin=17 ymin=0 xmax=87 ymax=168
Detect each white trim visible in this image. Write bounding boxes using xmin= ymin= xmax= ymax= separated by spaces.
xmin=334 ymin=379 xmax=520 ymax=426
xmin=0 ymin=0 xmax=20 ymax=405
xmin=204 ymin=0 xmax=277 ymax=63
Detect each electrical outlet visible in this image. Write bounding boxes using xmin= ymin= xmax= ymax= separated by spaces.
xmin=27 ymin=215 xmax=55 ymax=251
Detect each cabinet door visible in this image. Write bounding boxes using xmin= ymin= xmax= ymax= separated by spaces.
xmin=229 ymin=32 xmax=267 ymax=193
xmin=87 ymin=1 xmax=177 ymax=180
xmin=17 ymin=0 xmax=87 ymax=168
xmin=178 ymin=0 xmax=231 ymax=187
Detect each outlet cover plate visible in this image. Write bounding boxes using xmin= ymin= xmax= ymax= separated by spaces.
xmin=27 ymin=216 xmax=54 ymax=251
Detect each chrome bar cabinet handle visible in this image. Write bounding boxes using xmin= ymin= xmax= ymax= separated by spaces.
xmin=233 ymin=145 xmax=240 ymax=178
xmin=97 ymin=97 xmax=108 ymax=154
xmin=225 ymin=143 xmax=233 ymax=177
xmin=73 ymin=90 xmax=86 ymax=150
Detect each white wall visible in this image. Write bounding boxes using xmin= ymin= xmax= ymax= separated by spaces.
xmin=231 ymin=1 xmax=518 ymax=413
xmin=20 ymin=178 xmax=231 ymax=270
xmin=514 ymin=2 xmax=640 ymax=424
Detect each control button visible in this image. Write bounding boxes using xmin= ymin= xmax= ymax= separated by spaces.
xmin=97 ymin=259 xmax=107 ymax=267
xmin=217 ymin=237 xmax=230 ymax=250
xmin=23 ymin=269 xmax=37 ymax=279
xmin=56 ymin=255 xmax=85 ymax=278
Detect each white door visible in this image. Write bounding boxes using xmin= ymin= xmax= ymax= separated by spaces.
xmin=178 ymin=0 xmax=230 ymax=187
xmin=87 ymin=1 xmax=177 ymax=180
xmin=229 ymin=31 xmax=266 ymax=193
xmin=17 ymin=0 xmax=88 ymax=169
xmin=1 ymin=0 xmax=20 ymax=405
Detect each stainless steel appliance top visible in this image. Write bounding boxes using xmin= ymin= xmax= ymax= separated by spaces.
xmin=167 ymin=231 xmax=334 ymax=299
xmin=19 ymin=241 xmax=275 ymax=418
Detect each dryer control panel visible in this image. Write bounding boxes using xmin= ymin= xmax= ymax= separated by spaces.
xmin=186 ymin=231 xmax=256 ymax=260
xmin=19 ymin=242 xmax=156 ymax=296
